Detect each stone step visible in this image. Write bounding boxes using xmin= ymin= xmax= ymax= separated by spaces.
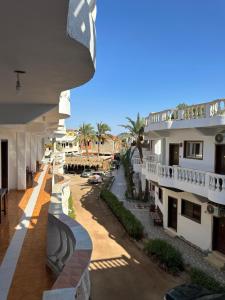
xmin=205 ymin=251 xmax=225 ymax=270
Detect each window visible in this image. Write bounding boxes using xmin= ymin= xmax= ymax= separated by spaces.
xmin=158 ymin=188 xmax=163 ymax=203
xmin=184 ymin=141 xmax=203 ymax=159
xmin=181 ymin=199 xmax=201 ymax=223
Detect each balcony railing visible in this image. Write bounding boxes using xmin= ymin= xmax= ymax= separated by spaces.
xmin=145 ymin=99 xmax=225 ymax=126
xmin=134 ymin=159 xmax=225 ymax=205
xmin=43 ymin=156 xmax=92 ymax=300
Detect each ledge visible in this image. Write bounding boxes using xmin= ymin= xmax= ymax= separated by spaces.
xmin=43 ymin=173 xmax=92 ymax=299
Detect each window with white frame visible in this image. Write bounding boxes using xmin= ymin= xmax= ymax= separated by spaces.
xmin=184 ymin=141 xmax=203 ymax=159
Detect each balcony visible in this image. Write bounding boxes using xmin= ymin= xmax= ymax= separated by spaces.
xmin=43 ymin=156 xmax=92 ymax=300
xmin=145 ymin=99 xmax=225 ymax=132
xmin=141 ymin=160 xmax=225 ymax=205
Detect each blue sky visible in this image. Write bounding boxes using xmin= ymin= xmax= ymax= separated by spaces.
xmin=67 ymin=0 xmax=225 ymax=134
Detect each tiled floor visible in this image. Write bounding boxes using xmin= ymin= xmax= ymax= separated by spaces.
xmin=0 ymin=167 xmax=54 ymax=300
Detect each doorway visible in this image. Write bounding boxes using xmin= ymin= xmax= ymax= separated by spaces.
xmin=215 ymin=145 xmax=225 ymax=175
xmin=168 ymin=196 xmax=177 ymax=231
xmin=1 ymin=140 xmax=8 ymax=189
xmin=213 ymin=217 xmax=225 ymax=255
xmin=169 ymin=144 xmax=179 ymax=166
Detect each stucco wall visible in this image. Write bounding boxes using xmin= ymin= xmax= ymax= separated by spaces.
xmin=165 ymin=130 xmax=215 ymax=172
xmin=160 ymin=188 xmax=213 ymax=251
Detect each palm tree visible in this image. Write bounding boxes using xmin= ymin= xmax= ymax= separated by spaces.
xmin=77 ymin=123 xmax=95 ymax=159
xmin=120 ymin=113 xmax=145 ymax=162
xmin=96 ymin=122 xmax=111 ymax=157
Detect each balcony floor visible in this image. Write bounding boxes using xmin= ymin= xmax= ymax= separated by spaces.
xmin=0 ymin=166 xmax=54 ymax=300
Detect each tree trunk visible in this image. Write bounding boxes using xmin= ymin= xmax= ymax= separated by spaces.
xmin=85 ymin=141 xmax=89 ymax=160
xmin=97 ymin=138 xmax=100 ymax=158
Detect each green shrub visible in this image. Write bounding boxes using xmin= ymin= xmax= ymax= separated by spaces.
xmin=144 ymin=239 xmax=184 ymax=274
xmin=100 ymin=189 xmax=144 ymax=240
xmin=68 ymin=193 xmax=75 ymax=219
xmin=190 ymin=267 xmax=225 ymax=293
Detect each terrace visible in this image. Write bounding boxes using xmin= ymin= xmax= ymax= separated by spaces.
xmin=0 ymin=159 xmax=92 ymax=300
xmin=145 ymin=99 xmax=225 ymax=133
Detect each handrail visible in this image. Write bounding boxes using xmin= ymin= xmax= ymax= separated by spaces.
xmin=43 ymin=160 xmax=92 ymax=300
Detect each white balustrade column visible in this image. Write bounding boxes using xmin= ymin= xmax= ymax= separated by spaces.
xmin=37 ymin=136 xmax=44 ymax=162
xmin=30 ymin=135 xmax=37 ymax=173
xmin=17 ymin=132 xmax=26 ymax=190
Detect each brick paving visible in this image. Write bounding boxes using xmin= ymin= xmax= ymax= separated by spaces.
xmin=111 ymin=166 xmax=225 ymax=284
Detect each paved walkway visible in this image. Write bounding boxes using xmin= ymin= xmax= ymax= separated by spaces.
xmin=111 ymin=166 xmax=225 ymax=284
xmin=111 ymin=166 xmax=127 ymax=202
xmin=70 ymin=175 xmax=184 ymax=300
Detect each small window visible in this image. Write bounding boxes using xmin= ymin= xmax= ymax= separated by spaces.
xmin=181 ymin=199 xmax=201 ymax=223
xmin=184 ymin=141 xmax=203 ymax=159
xmin=158 ymin=188 xmax=163 ymax=203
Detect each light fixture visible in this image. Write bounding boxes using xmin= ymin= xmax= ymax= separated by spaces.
xmin=14 ymin=70 xmax=26 ymax=93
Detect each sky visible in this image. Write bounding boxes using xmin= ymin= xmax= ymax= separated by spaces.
xmin=67 ymin=0 xmax=225 ymax=134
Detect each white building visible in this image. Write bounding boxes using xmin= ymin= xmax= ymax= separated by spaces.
xmin=133 ymin=99 xmax=225 ymax=256
xmin=0 ymin=1 xmax=96 ymax=299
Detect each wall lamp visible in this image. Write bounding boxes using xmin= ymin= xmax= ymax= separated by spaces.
xmin=14 ymin=70 xmax=26 ymax=93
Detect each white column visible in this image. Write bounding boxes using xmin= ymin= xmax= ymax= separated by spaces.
xmin=17 ymin=132 xmax=26 ymax=190
xmin=30 ymin=135 xmax=37 ymax=172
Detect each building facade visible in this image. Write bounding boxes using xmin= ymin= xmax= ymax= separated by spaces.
xmin=133 ymin=99 xmax=225 ymax=255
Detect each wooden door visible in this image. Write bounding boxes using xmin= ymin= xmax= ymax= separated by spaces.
xmin=215 ymin=145 xmax=225 ymax=175
xmin=1 ymin=140 xmax=8 ymax=189
xmin=169 ymin=144 xmax=179 ymax=166
xmin=168 ymin=196 xmax=177 ymax=231
xmin=213 ymin=217 xmax=225 ymax=255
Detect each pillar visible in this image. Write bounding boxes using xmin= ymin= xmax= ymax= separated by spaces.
xmin=30 ymin=135 xmax=37 ymax=173
xmin=17 ymin=132 xmax=26 ymax=190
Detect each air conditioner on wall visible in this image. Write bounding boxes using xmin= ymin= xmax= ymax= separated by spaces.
xmin=215 ymin=133 xmax=225 ymax=143
xmin=207 ymin=204 xmax=225 ymax=217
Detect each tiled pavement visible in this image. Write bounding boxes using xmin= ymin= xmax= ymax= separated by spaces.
xmin=0 ymin=166 xmax=54 ymax=300
xmin=111 ymin=166 xmax=225 ymax=284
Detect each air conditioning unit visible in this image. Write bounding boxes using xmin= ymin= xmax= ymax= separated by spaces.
xmin=215 ymin=133 xmax=225 ymax=143
xmin=207 ymin=204 xmax=225 ymax=217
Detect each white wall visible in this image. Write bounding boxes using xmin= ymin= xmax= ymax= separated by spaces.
xmin=165 ymin=130 xmax=215 ymax=172
xmin=162 ymin=188 xmax=213 ymax=251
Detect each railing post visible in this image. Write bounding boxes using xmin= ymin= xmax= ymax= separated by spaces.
xmin=173 ymin=166 xmax=178 ymax=182
xmin=205 ymin=103 xmax=211 ymax=118
xmin=205 ymin=173 xmax=210 ymax=193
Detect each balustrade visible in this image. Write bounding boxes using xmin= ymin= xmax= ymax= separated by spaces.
xmin=177 ymin=167 xmax=205 ymax=186
xmin=146 ymin=99 xmax=225 ymax=125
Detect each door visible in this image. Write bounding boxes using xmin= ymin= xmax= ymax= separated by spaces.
xmin=1 ymin=140 xmax=8 ymax=189
xmin=169 ymin=144 xmax=179 ymax=166
xmin=168 ymin=196 xmax=177 ymax=231
xmin=215 ymin=145 xmax=225 ymax=175
xmin=213 ymin=217 xmax=225 ymax=255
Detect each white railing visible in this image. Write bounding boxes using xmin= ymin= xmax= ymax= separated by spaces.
xmin=43 ymin=158 xmax=92 ymax=300
xmin=209 ymin=173 xmax=225 ymax=191
xmin=146 ymin=99 xmax=225 ymax=125
xmin=143 ymin=161 xmax=225 ymax=205
xmin=159 ymin=165 xmax=174 ymax=178
xmin=147 ymin=162 xmax=157 ymax=174
xmin=177 ymin=167 xmax=206 ymax=186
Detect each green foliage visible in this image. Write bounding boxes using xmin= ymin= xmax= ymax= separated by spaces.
xmin=144 ymin=239 xmax=184 ymax=274
xmin=190 ymin=268 xmax=225 ymax=293
xmin=120 ymin=113 xmax=145 ymax=162
xmin=176 ymin=103 xmax=188 ymax=110
xmin=121 ymin=149 xmax=134 ymax=198
xmin=68 ymin=193 xmax=75 ymax=219
xmin=100 ymin=189 xmax=144 ymax=240
xmin=76 ymin=123 xmax=96 ymax=157
xmin=96 ymin=122 xmax=112 ymax=157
